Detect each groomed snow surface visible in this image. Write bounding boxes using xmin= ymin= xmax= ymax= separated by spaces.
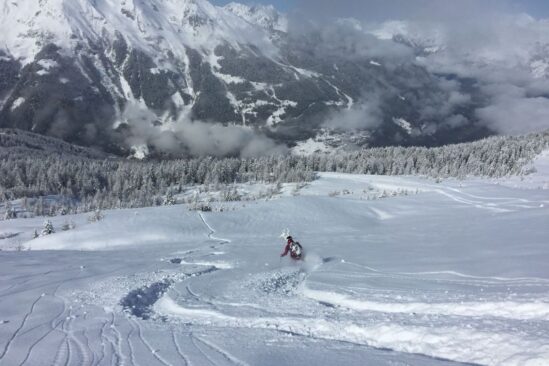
xmin=1 ymin=167 xmax=549 ymax=365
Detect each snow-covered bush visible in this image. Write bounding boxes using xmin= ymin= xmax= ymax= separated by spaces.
xmin=189 ymin=203 xmax=212 ymax=212
xmin=163 ymin=191 xmax=177 ymax=206
xmin=42 ymin=220 xmax=55 ymax=235
xmin=61 ymin=220 xmax=75 ymax=231
xmin=222 ymin=187 xmax=241 ymax=202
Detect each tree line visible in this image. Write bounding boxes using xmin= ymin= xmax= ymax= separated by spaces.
xmin=1 ymin=130 xmax=547 ymax=216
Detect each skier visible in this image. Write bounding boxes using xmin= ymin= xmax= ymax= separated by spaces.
xmin=280 ymin=235 xmax=303 ymax=260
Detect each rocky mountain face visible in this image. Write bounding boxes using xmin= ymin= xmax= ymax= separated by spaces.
xmin=0 ymin=0 xmax=495 ymax=157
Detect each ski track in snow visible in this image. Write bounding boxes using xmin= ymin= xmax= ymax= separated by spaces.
xmin=343 ymin=261 xmax=549 ymax=286
xmin=199 ymin=212 xmax=232 ymax=246
xmin=302 ymin=287 xmax=549 ymax=320
xmin=171 ymin=331 xmax=191 ymax=366
xmin=126 ymin=318 xmax=138 ymax=366
xmin=193 ymin=335 xmax=249 ymax=366
xmin=156 ymin=179 xmax=549 ymax=365
xmin=156 ymin=296 xmax=543 ymax=366
xmin=1 ymin=173 xmax=548 ymax=365
xmin=0 ymin=293 xmax=43 ymax=361
xmin=433 ymin=184 xmax=545 ymax=212
xmin=16 ymin=300 xmax=66 ymax=366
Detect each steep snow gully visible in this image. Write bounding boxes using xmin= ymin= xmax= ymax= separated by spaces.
xmin=1 ymin=172 xmax=549 ymax=365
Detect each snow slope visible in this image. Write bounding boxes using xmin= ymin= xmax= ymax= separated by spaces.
xmin=501 ymin=149 xmax=549 ymax=190
xmin=1 ymin=170 xmax=548 ymax=365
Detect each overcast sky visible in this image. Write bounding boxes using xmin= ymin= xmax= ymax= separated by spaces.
xmin=212 ymin=0 xmax=549 ymax=19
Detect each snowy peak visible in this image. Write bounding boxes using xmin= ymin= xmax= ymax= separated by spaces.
xmin=0 ymin=0 xmax=73 ymax=62
xmin=0 ymin=0 xmax=275 ymax=63
xmin=163 ymin=0 xmax=225 ymax=31
xmin=224 ymin=2 xmax=287 ymax=32
xmin=372 ymin=21 xmax=444 ymax=55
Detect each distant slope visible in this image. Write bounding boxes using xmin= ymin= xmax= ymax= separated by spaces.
xmin=0 ymin=129 xmax=112 ymax=160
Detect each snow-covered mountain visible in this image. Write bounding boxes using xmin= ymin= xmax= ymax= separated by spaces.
xmin=0 ymin=0 xmax=492 ymax=156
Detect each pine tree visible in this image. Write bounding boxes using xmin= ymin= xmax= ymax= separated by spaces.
xmin=34 ymin=197 xmax=45 ymax=217
xmin=3 ymin=202 xmax=16 ymax=220
xmin=163 ymin=190 xmax=177 ymax=206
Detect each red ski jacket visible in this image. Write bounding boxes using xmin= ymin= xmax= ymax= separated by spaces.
xmin=281 ymin=239 xmax=301 ymax=259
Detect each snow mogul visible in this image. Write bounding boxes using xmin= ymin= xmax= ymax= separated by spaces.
xmin=280 ymin=235 xmax=304 ymax=260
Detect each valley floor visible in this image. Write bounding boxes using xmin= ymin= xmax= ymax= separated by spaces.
xmin=1 ymin=170 xmax=548 ymax=365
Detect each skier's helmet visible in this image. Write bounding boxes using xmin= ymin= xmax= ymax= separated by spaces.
xmin=286 ymin=236 xmax=293 ymax=240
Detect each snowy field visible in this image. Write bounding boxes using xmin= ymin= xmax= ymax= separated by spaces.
xmin=1 ymin=161 xmax=549 ymax=365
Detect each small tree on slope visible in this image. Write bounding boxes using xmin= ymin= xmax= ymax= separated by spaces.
xmin=42 ymin=220 xmax=55 ymax=236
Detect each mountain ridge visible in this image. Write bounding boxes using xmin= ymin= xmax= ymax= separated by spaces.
xmin=0 ymin=0 xmax=508 ymax=157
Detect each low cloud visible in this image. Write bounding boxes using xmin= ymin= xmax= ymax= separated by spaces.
xmin=406 ymin=14 xmax=549 ymax=135
xmin=294 ymin=0 xmax=515 ymax=23
xmin=120 ymin=104 xmax=288 ymax=158
xmin=291 ymin=0 xmax=549 ymax=136
xmin=287 ymin=19 xmax=413 ymax=63
xmin=476 ymin=97 xmax=549 ymax=135
xmin=323 ymin=98 xmax=383 ymax=132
